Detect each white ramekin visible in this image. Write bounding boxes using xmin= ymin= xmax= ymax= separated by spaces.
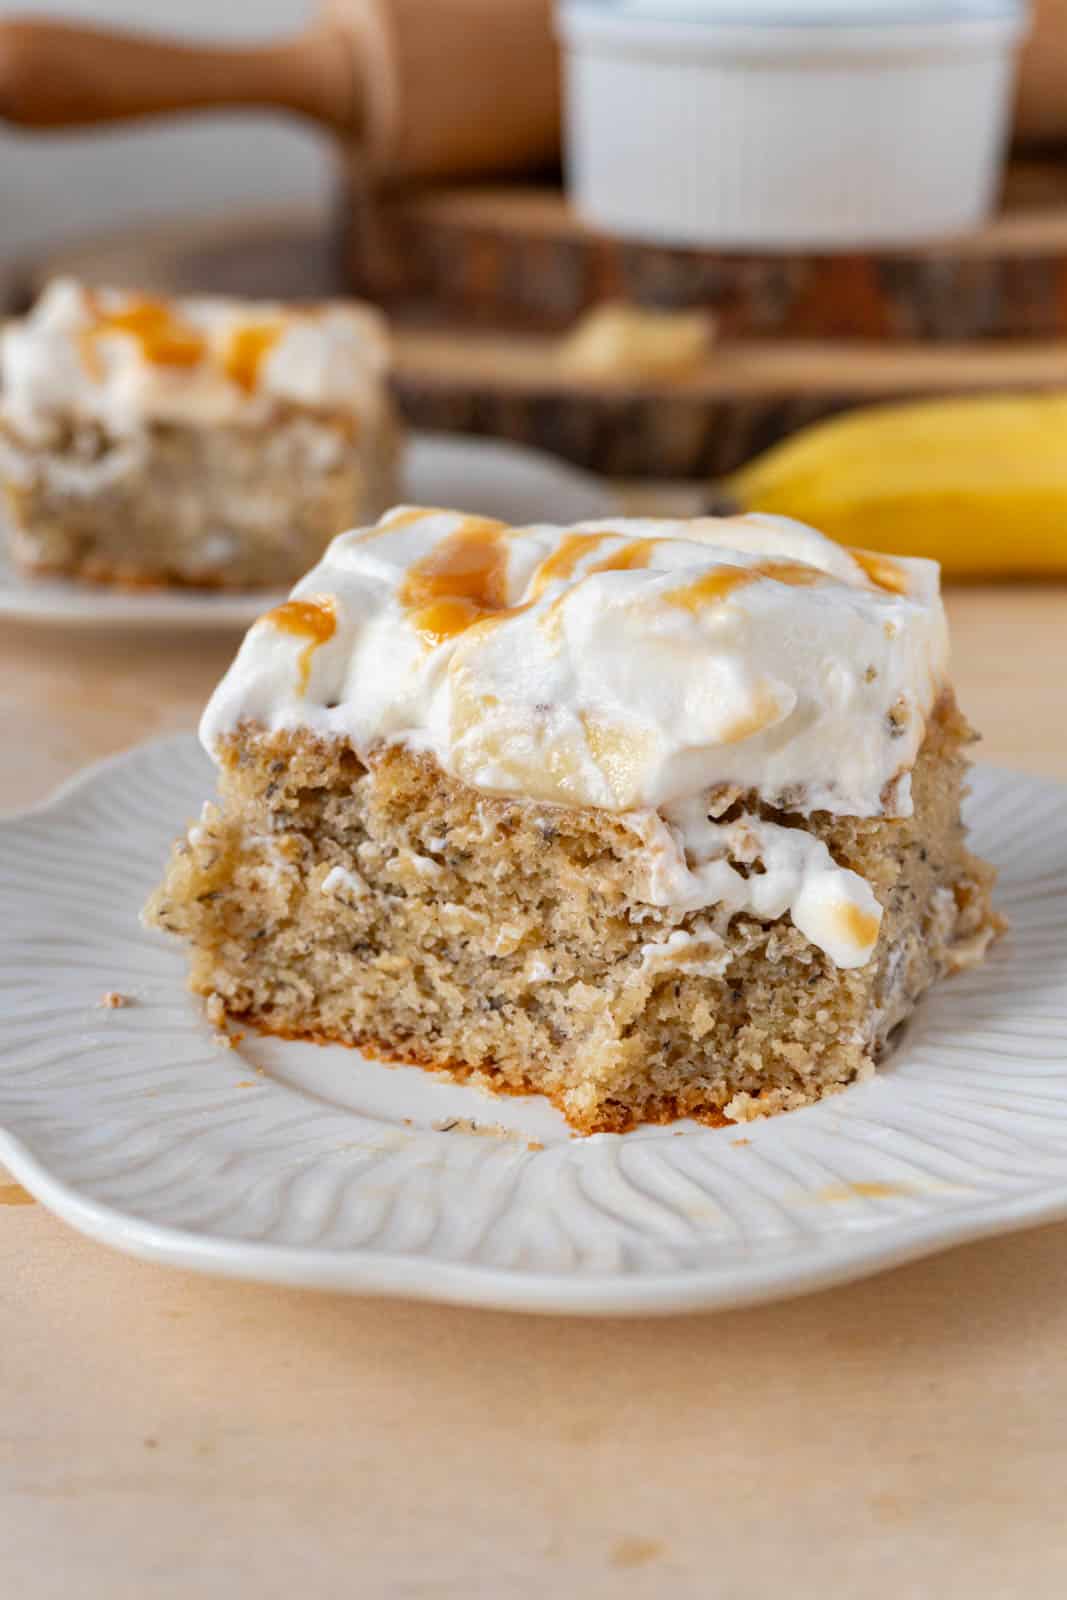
xmin=557 ymin=3 xmax=1030 ymax=248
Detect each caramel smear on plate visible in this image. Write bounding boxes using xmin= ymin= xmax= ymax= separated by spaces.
xmin=609 ymin=1538 xmax=666 ymax=1571
xmin=816 ymin=1181 xmax=907 ymax=1202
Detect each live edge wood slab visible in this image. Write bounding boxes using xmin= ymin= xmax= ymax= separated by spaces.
xmin=26 ymin=164 xmax=1067 ymax=478
xmin=342 ymin=163 xmax=1067 ymax=340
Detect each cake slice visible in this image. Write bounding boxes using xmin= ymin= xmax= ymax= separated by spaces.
xmin=147 ymin=509 xmax=999 ymax=1133
xmin=0 ymin=278 xmax=400 ymax=589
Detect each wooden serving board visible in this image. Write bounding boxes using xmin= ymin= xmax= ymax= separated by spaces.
xmin=391 ymin=328 xmax=1067 ymax=478
xmin=342 ymin=163 xmax=1067 ymax=341
xmin=20 ymin=183 xmax=1067 ymax=479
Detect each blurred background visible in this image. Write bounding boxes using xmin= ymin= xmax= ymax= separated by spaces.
xmin=2 ymin=0 xmax=1067 ymax=564
xmin=0 ymin=0 xmax=329 ymax=266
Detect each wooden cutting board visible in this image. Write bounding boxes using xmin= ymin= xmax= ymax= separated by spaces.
xmin=22 ymin=170 xmax=1067 ymax=479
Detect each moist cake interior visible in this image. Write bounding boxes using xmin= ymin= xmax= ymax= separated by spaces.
xmin=147 ymin=695 xmax=997 ymax=1134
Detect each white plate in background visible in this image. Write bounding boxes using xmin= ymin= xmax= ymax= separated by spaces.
xmin=0 ymin=432 xmax=616 ymax=630
xmin=1 ymin=737 xmax=1065 ymax=1315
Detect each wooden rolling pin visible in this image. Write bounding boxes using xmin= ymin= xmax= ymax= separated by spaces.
xmin=1015 ymin=0 xmax=1067 ymax=145
xmin=0 ymin=0 xmax=561 ymax=182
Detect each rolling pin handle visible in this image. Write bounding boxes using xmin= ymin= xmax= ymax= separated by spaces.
xmin=0 ymin=16 xmax=363 ymax=135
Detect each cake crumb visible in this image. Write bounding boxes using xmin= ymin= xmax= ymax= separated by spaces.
xmin=213 ymin=1031 xmax=236 ymax=1051
xmin=205 ymin=992 xmax=226 ymax=1026
xmin=731 ymin=1137 xmax=752 ymax=1147
xmin=527 ymin=1139 xmax=544 ymax=1152
xmin=435 ymin=1117 xmax=521 ymax=1141
xmin=98 ymin=990 xmax=131 ymax=1009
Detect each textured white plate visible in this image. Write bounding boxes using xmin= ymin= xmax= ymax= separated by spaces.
xmin=1 ymin=738 xmax=1065 ymax=1316
xmin=0 ymin=432 xmax=615 ymax=629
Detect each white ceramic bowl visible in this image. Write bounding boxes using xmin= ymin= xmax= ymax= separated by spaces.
xmin=558 ymin=2 xmax=1030 ymax=248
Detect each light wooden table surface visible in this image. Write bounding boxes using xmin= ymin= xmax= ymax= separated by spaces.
xmin=2 ymin=586 xmax=1066 ymax=1600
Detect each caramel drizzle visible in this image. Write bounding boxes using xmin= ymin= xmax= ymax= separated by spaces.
xmin=535 ymin=536 xmax=658 ymax=641
xmin=394 ymin=522 xmax=665 ymax=650
xmin=390 ymin=523 xmax=841 ymax=654
xmin=663 ymin=559 xmax=823 ymax=613
xmin=586 ymin=538 xmax=658 ymax=577
xmin=399 ymin=517 xmax=514 ymax=647
xmin=849 ymin=548 xmax=910 ymax=596
xmin=223 ymin=321 xmax=284 ymax=394
xmin=837 ymin=901 xmax=881 ymax=951
xmin=79 ymin=294 xmax=206 ymax=377
xmin=526 ymin=531 xmax=615 ymax=600
xmin=263 ymin=596 xmax=337 ymax=694
xmin=79 ymin=292 xmax=291 ymax=396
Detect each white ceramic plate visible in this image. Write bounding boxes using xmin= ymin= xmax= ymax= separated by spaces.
xmin=2 ymin=738 xmax=1065 ymax=1316
xmin=0 ymin=432 xmax=616 ymax=629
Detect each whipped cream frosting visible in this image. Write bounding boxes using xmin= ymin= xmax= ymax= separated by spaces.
xmin=0 ymin=278 xmax=390 ymax=440
xmin=200 ymin=507 xmax=949 ymax=967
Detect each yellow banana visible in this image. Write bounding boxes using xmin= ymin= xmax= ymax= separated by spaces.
xmin=724 ymin=393 xmax=1067 ymax=580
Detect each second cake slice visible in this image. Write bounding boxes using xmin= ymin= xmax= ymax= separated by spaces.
xmin=0 ymin=279 xmax=401 ymax=589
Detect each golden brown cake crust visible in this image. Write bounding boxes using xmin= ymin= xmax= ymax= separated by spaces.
xmin=146 ymin=693 xmax=1000 ymax=1134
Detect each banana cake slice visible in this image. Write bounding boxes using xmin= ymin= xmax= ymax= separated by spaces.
xmin=146 ymin=508 xmax=999 ymax=1133
xmin=0 ymin=278 xmax=400 ymax=589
